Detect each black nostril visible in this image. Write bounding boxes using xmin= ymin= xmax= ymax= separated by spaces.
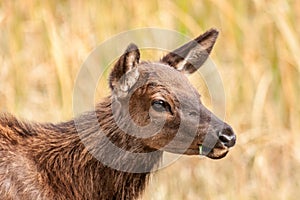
xmin=218 ymin=127 xmax=236 ymax=147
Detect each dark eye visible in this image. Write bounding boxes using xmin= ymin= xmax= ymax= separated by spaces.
xmin=151 ymin=100 xmax=171 ymax=113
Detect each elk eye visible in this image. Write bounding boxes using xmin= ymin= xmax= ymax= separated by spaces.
xmin=151 ymin=100 xmax=171 ymax=113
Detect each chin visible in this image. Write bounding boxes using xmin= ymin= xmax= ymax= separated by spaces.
xmin=205 ymin=148 xmax=229 ymax=159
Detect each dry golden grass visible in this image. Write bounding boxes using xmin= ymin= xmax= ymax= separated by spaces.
xmin=0 ymin=0 xmax=300 ymax=199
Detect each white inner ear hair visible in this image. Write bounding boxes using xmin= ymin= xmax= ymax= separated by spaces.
xmin=126 ymin=54 xmax=138 ymax=69
xmin=176 ymin=45 xmax=206 ymax=72
xmin=119 ymin=67 xmax=140 ymax=93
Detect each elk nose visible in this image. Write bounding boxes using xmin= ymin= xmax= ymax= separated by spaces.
xmin=218 ymin=126 xmax=236 ymax=148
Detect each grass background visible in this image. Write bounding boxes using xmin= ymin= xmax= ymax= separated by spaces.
xmin=1 ymin=0 xmax=300 ymax=199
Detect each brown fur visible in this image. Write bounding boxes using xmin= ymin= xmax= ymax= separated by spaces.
xmin=0 ymin=101 xmax=158 ymax=200
xmin=0 ymin=29 xmax=236 ymax=200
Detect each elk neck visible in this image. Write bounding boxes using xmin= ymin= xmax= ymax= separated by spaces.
xmin=29 ymin=96 xmax=162 ymax=198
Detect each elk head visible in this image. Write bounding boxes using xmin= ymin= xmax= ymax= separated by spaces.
xmin=109 ymin=29 xmax=236 ymax=159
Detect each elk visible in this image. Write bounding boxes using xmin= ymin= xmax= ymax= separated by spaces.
xmin=0 ymin=28 xmax=236 ymax=200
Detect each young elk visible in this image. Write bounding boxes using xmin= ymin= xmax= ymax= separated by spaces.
xmin=0 ymin=28 xmax=236 ymax=200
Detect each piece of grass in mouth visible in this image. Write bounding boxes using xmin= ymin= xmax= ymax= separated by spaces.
xmin=199 ymin=145 xmax=203 ymax=155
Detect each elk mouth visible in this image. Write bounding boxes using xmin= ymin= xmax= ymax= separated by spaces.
xmin=199 ymin=145 xmax=229 ymax=159
xmin=183 ymin=143 xmax=229 ymax=159
xmin=161 ymin=140 xmax=230 ymax=159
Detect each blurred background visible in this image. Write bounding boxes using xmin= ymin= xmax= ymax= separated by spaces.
xmin=0 ymin=0 xmax=300 ymax=199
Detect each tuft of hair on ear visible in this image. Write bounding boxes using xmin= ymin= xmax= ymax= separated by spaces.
xmin=109 ymin=43 xmax=140 ymax=98
xmin=161 ymin=28 xmax=219 ymax=74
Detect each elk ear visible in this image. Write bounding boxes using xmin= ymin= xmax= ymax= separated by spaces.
xmin=161 ymin=28 xmax=219 ymax=74
xmin=109 ymin=43 xmax=140 ymax=98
